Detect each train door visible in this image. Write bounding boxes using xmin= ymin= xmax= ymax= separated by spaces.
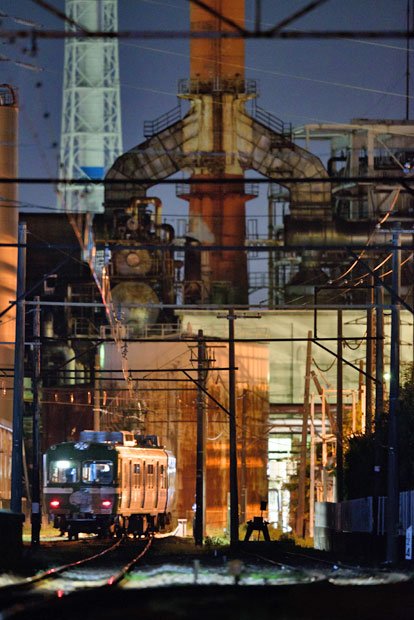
xmin=132 ymin=461 xmax=141 ymax=510
xmin=146 ymin=462 xmax=154 ymax=509
xmin=155 ymin=461 xmax=159 ymax=509
xmin=159 ymin=460 xmax=167 ymax=511
xmin=123 ymin=460 xmax=132 ymax=511
xmin=141 ymin=460 xmax=146 ymax=508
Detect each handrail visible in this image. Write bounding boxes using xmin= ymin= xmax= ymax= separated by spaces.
xmin=249 ymin=101 xmax=292 ymax=139
xmin=143 ymin=104 xmax=182 ymax=138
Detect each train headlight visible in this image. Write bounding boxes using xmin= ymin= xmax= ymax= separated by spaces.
xmin=50 ymin=500 xmax=60 ymax=509
xmin=101 ymin=500 xmax=111 ymax=508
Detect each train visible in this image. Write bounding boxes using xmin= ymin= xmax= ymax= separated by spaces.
xmin=43 ymin=430 xmax=176 ymax=540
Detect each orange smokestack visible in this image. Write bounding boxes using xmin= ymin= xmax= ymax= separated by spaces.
xmin=185 ymin=1 xmax=249 ymax=305
xmin=190 ymin=0 xmax=245 ymax=82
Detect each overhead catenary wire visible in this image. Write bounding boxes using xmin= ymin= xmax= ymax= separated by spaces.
xmin=3 ymin=28 xmax=414 ymax=41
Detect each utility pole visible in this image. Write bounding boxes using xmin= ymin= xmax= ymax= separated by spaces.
xmin=296 ymin=331 xmax=312 ymax=538
xmin=373 ymin=277 xmax=384 ymax=534
xmin=11 ymin=221 xmax=27 ymax=515
xmin=365 ymin=277 xmax=374 ymax=434
xmin=406 ymin=0 xmax=411 ymax=120
xmin=240 ymin=389 xmax=248 ymax=524
xmin=217 ymin=309 xmax=261 ymax=547
xmin=228 ymin=308 xmax=239 ymax=548
xmin=309 ymin=393 xmax=316 ymax=539
xmin=311 ymin=371 xmax=336 ymax=434
xmin=31 ymin=296 xmax=41 ymax=546
xmin=386 ymin=228 xmax=401 ymax=564
xmin=194 ymin=329 xmax=207 ymax=546
xmin=94 ymin=350 xmax=101 ymax=431
xmin=336 ymin=310 xmax=344 ymax=502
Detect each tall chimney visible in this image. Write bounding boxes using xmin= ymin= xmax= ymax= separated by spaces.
xmin=184 ymin=0 xmax=249 ymax=305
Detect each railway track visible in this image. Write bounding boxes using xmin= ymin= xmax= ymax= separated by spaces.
xmin=0 ymin=534 xmax=153 ymax=619
xmin=239 ymin=544 xmax=412 ymax=586
xmin=1 ymin=536 xmax=413 ymax=620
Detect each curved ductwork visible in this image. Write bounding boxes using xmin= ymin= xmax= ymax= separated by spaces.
xmin=104 ymin=85 xmax=333 ymax=303
xmin=105 ymin=119 xmax=185 ymax=207
xmin=105 ymin=98 xmax=332 ymax=218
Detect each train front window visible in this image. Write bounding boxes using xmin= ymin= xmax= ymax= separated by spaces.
xmin=82 ymin=460 xmax=113 ymax=484
xmin=49 ymin=460 xmax=79 ymax=484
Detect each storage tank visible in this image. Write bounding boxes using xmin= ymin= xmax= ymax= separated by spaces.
xmin=0 ymin=85 xmax=18 ymax=419
xmin=111 ymin=281 xmax=160 ymax=335
xmin=0 ymin=85 xmax=18 ymax=506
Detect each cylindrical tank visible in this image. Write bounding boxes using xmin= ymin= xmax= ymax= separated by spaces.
xmin=111 ymin=282 xmax=160 ymax=335
xmin=0 ymin=85 xmax=18 ymax=427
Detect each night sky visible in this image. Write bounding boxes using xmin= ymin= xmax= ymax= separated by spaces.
xmin=1 ymin=0 xmax=411 ymax=221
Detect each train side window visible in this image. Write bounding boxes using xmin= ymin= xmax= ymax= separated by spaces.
xmin=160 ymin=464 xmax=166 ymax=489
xmin=147 ymin=463 xmax=154 ymax=488
xmin=49 ymin=460 xmax=79 ymax=484
xmin=134 ymin=463 xmax=141 ymax=487
xmin=82 ymin=460 xmax=113 ymax=484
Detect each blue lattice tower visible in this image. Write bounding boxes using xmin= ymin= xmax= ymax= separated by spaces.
xmin=58 ymin=0 xmax=122 ymax=213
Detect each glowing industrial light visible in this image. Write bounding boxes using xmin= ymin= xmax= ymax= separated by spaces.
xmin=101 ymin=500 xmax=111 ymax=508
xmin=50 ymin=500 xmax=60 ymax=508
xmin=383 ymin=372 xmax=391 ymax=381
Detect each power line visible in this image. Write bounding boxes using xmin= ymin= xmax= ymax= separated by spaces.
xmin=3 ymin=28 xmax=414 ymax=41
xmin=5 ymin=175 xmax=414 ymax=185
xmin=30 ymin=0 xmax=90 ymax=33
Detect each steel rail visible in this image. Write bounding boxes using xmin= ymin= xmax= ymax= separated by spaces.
xmin=0 ymin=535 xmax=153 ymax=619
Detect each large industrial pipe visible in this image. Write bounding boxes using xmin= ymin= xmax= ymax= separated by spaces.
xmin=285 ymin=218 xmax=414 ymax=247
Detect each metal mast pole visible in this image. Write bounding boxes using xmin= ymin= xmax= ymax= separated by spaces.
xmin=336 ymin=310 xmax=344 ymax=502
xmin=195 ymin=329 xmax=206 ymax=546
xmin=296 ymin=331 xmax=312 ymax=538
xmin=94 ymin=350 xmax=101 ymax=431
xmin=11 ymin=221 xmax=27 ymax=514
xmin=406 ymin=0 xmax=411 ymax=120
xmin=373 ymin=277 xmax=384 ymax=534
xmin=365 ymin=278 xmax=374 ymax=434
xmin=228 ymin=309 xmax=239 ymax=547
xmin=31 ymin=297 xmax=41 ymax=546
xmin=386 ymin=228 xmax=401 ymax=564
xmin=59 ymin=0 xmax=122 ymax=213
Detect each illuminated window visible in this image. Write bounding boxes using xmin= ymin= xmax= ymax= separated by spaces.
xmin=82 ymin=460 xmax=113 ymax=484
xmin=49 ymin=460 xmax=79 ymax=484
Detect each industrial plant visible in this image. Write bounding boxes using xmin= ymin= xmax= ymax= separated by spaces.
xmin=1 ymin=0 xmax=414 ymax=564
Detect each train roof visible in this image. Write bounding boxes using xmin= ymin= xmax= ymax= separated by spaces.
xmin=45 ymin=431 xmax=173 ymax=456
xmin=79 ymin=430 xmax=161 ymax=448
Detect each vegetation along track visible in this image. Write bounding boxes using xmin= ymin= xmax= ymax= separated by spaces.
xmin=0 ymin=534 xmax=153 ymax=619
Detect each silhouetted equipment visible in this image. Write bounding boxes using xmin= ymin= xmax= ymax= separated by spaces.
xmin=244 ymin=500 xmax=270 ymax=541
xmin=244 ymin=516 xmax=270 ymax=542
